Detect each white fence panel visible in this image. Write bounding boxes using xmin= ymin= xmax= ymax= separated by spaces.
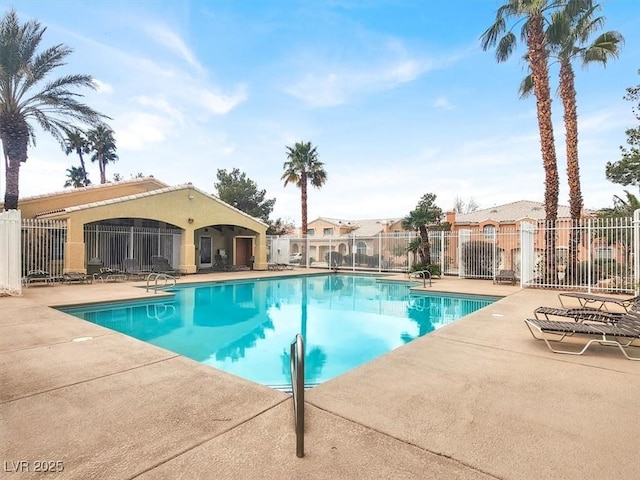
xmin=0 ymin=210 xmax=22 ymax=296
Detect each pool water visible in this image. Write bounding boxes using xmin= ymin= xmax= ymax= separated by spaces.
xmin=60 ymin=275 xmax=497 ymax=388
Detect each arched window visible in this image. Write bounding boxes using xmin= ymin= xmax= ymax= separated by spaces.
xmin=483 ymin=225 xmax=496 ymax=239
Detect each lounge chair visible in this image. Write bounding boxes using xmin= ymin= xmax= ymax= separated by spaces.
xmin=524 ymin=314 xmax=640 ymax=360
xmin=494 ymin=269 xmax=516 ymax=285
xmin=122 ymin=258 xmax=150 ymax=280
xmin=533 ymin=306 xmax=624 ymax=323
xmin=63 ymin=271 xmax=91 ymax=284
xmin=93 ymin=267 xmax=127 ymax=283
xmin=557 ymin=292 xmax=640 ymax=312
xmin=151 ymin=256 xmax=181 ymax=277
xmin=22 ymin=270 xmax=55 ymax=287
xmin=213 ymin=254 xmax=232 ymax=271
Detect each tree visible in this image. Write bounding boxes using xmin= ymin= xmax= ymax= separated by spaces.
xmin=282 ymin=141 xmax=327 ymax=235
xmin=481 ymin=0 xmax=562 ymax=282
xmin=64 ymin=166 xmax=90 ymax=188
xmin=112 ymin=172 xmax=144 ymax=182
xmin=402 ymin=193 xmax=444 ymax=265
xmin=453 ymin=196 xmax=479 ymax=213
xmin=214 ymin=168 xmax=276 ymax=222
xmin=606 ymin=70 xmax=640 ymax=189
xmin=521 ymin=1 xmax=623 ymax=281
xmin=87 ymin=124 xmax=118 ymax=184
xmin=551 ymin=3 xmax=622 ymax=222
xmin=267 ymin=217 xmax=295 ymax=236
xmin=0 ymin=9 xmax=104 ymax=209
xmin=63 ymin=127 xmax=90 ymax=186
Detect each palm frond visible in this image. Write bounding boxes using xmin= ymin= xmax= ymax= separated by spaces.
xmin=496 ymin=31 xmax=518 ymax=62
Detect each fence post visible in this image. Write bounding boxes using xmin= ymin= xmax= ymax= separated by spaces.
xmin=634 ymin=209 xmax=640 ymax=295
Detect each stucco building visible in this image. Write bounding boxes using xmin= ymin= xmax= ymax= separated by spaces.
xmin=7 ymin=177 xmax=269 ymax=274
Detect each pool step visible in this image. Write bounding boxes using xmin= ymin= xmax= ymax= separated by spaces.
xmin=269 ymin=382 xmax=319 ymax=394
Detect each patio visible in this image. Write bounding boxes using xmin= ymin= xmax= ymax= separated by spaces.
xmin=2 ymin=272 xmax=639 ymax=479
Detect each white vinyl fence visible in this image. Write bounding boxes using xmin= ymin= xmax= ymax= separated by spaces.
xmin=0 ymin=210 xmax=22 ymax=296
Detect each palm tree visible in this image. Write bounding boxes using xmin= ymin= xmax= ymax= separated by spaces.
xmin=282 ymin=141 xmax=327 ymax=249
xmin=87 ymin=124 xmax=118 ymax=184
xmin=553 ymin=2 xmax=623 ymax=280
xmin=402 ymin=193 xmax=443 ymax=266
xmin=521 ymin=2 xmax=623 ymax=281
xmin=63 ymin=127 xmax=90 ymax=186
xmin=64 ymin=166 xmax=90 ymax=188
xmin=0 ymin=9 xmax=105 ymax=210
xmin=481 ymin=0 xmax=563 ymax=282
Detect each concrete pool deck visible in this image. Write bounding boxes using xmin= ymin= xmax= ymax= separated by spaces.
xmin=2 ymin=271 xmax=639 ymax=479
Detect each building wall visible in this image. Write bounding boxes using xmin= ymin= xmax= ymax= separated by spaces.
xmin=44 ymin=187 xmax=267 ymax=273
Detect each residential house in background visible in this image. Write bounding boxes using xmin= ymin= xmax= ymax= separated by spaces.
xmin=445 ymin=200 xmax=597 ymax=278
xmin=289 ymin=217 xmax=408 ymax=268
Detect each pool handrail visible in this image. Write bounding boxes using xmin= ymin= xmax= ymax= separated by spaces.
xmin=145 ymin=272 xmax=177 ymax=293
xmin=408 ymin=270 xmax=432 ymax=287
xmin=290 ymin=333 xmax=305 ymax=458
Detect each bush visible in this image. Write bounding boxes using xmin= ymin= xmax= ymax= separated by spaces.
xmin=325 ymin=251 xmax=343 ymax=265
xmin=410 ymin=263 xmax=441 ymax=277
xmin=460 ymin=240 xmax=494 ymax=277
xmin=575 ymin=259 xmax=622 ymax=284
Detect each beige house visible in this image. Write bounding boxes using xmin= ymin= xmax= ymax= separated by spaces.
xmin=8 ymin=177 xmax=269 ymax=274
xmin=290 ymin=217 xmax=406 ymax=266
xmin=445 ymin=200 xmax=596 ymax=274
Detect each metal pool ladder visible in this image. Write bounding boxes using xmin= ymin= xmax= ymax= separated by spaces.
xmin=290 ymin=333 xmax=305 ymax=458
xmin=145 ymin=273 xmax=177 ymax=293
xmin=408 ymin=270 xmax=432 ymax=287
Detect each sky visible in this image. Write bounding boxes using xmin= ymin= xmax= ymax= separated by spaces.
xmin=3 ymin=0 xmax=640 ymax=225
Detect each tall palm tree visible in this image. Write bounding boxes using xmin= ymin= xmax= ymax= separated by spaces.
xmin=64 ymin=165 xmax=90 ymax=188
xmin=0 ymin=9 xmax=104 ymax=210
xmin=481 ymin=0 xmax=563 ymax=282
xmin=63 ymin=127 xmax=90 ymax=186
xmin=87 ymin=124 xmax=118 ymax=184
xmin=553 ymin=2 xmax=623 ymax=280
xmin=521 ymin=1 xmax=623 ymax=281
xmin=282 ymin=141 xmax=327 ymax=236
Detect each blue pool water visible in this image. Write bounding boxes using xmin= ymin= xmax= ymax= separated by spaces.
xmin=60 ymin=275 xmax=497 ymax=388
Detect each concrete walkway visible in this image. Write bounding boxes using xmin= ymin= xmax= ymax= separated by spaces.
xmin=1 ymin=272 xmax=639 ymax=479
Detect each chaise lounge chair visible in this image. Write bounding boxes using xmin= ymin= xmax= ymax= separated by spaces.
xmin=63 ymin=271 xmax=91 ymax=284
xmin=151 ymin=256 xmax=181 ymax=277
xmin=93 ymin=267 xmax=127 ymax=283
xmin=533 ymin=306 xmax=626 ymax=323
xmin=557 ymin=292 xmax=640 ymax=312
xmin=22 ymin=270 xmax=55 ymax=287
xmin=494 ymin=269 xmax=516 ymax=285
xmin=122 ymin=258 xmax=151 ymax=280
xmin=524 ymin=313 xmax=640 ymax=360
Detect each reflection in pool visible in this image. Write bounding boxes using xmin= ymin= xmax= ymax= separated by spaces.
xmin=61 ymin=275 xmax=497 ymax=388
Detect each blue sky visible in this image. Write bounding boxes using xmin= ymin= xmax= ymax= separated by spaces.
xmin=4 ymin=0 xmax=640 ymax=224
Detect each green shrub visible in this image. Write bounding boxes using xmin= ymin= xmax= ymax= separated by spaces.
xmin=410 ymin=263 xmax=441 ymax=277
xmin=325 ymin=251 xmax=343 ymax=265
xmin=460 ymin=240 xmax=494 ymax=277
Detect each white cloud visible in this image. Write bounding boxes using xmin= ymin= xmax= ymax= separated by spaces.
xmin=115 ymin=112 xmax=173 ymax=150
xmin=143 ymin=23 xmax=204 ymax=73
xmin=434 ymin=96 xmax=454 ymax=110
xmin=283 ymin=32 xmax=443 ymax=108
xmin=92 ymin=79 xmax=113 ymax=94
xmin=133 ymin=96 xmax=184 ymax=124
xmin=196 ymin=84 xmax=248 ymax=115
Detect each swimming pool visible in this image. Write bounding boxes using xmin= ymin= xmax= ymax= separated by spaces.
xmin=60 ymin=274 xmax=497 ymax=388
